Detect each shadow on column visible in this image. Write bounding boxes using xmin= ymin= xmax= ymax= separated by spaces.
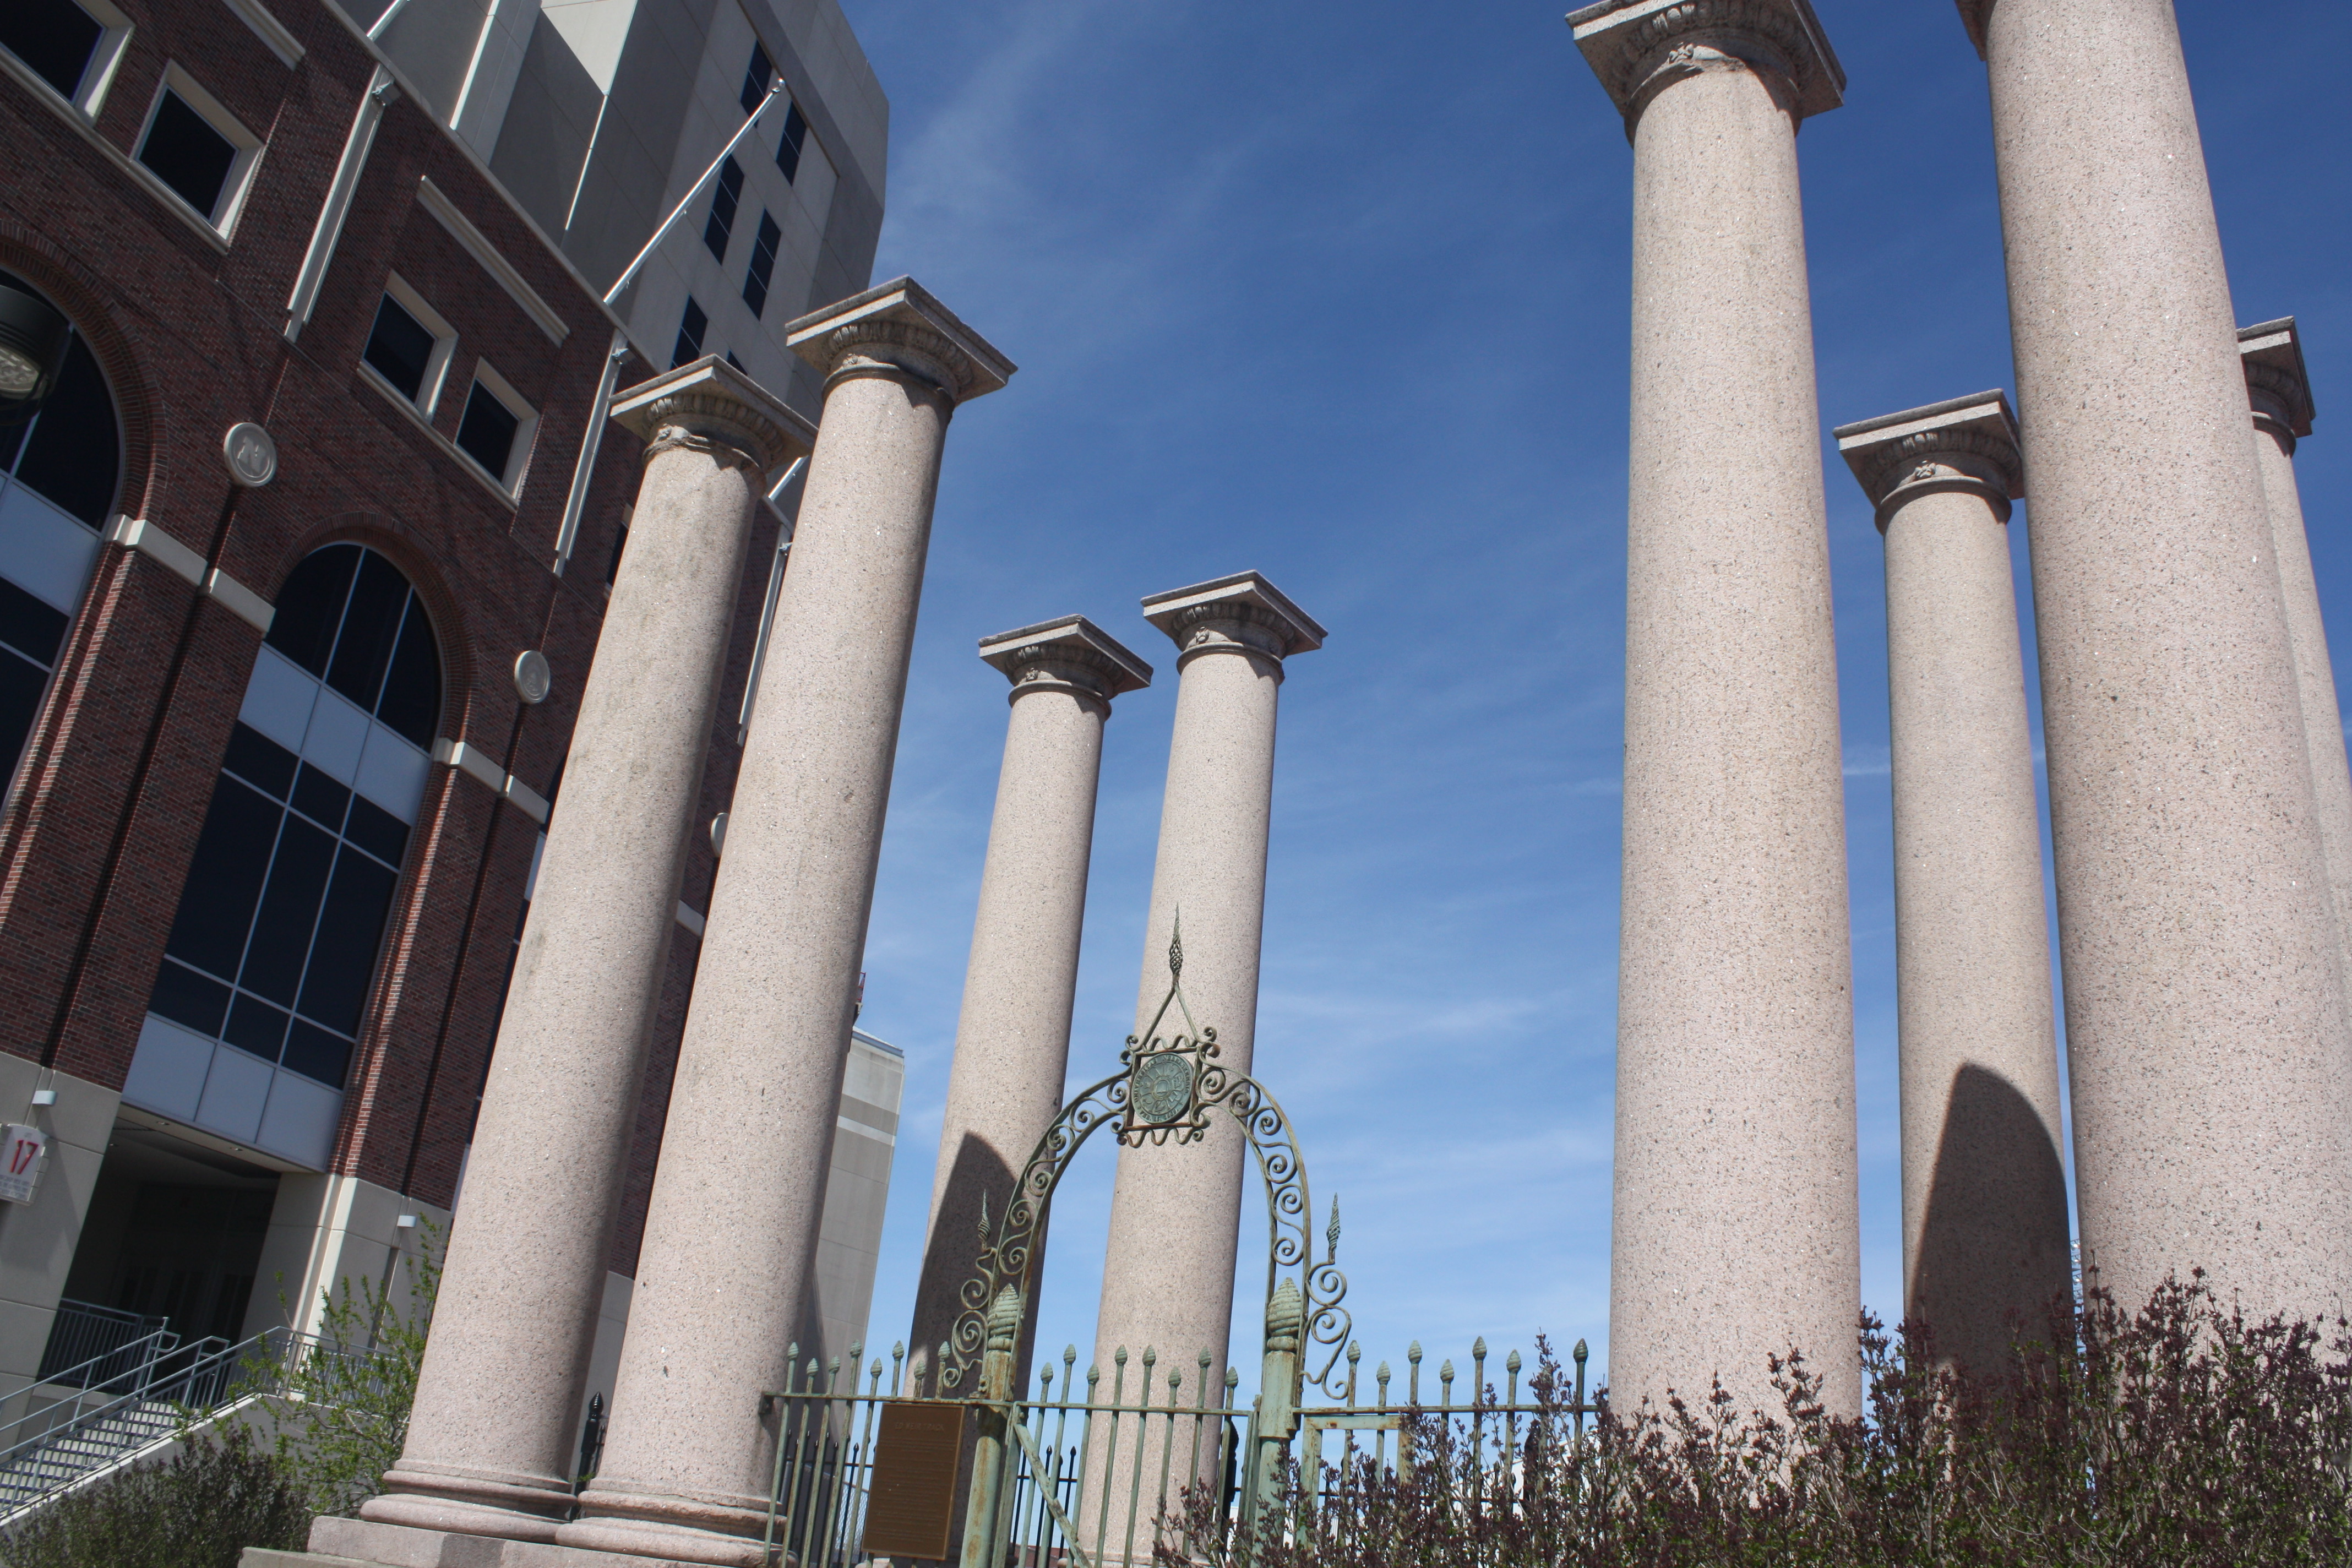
xmin=911 ymin=1133 xmax=1041 ymax=1390
xmin=1909 ymin=1063 xmax=2072 ymax=1381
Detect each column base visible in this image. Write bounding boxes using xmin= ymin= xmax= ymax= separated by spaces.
xmin=556 ymin=1485 xmax=779 ymax=1567
xmin=360 ymin=1462 xmax=580 ymax=1543
xmin=285 ymin=1515 xmax=701 ymax=1566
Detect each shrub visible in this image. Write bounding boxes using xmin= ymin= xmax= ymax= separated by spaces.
xmin=0 ymin=1425 xmax=307 ymax=1568
xmin=1158 ymin=1272 xmax=2352 ymax=1567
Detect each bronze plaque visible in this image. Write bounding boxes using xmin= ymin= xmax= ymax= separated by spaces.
xmin=862 ymin=1400 xmax=966 ymax=1560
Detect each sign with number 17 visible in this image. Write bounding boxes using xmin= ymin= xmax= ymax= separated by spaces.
xmin=1 ymin=1124 xmax=46 ymax=1205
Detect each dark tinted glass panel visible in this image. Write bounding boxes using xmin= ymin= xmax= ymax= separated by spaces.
xmin=149 ymin=961 xmax=231 ymax=1036
xmin=743 ymin=213 xmax=780 ymax=318
xmin=671 ymin=298 xmax=707 ymax=370
xmin=13 ymin=336 xmax=119 ymax=525
xmin=162 ymin=778 xmax=281 ymax=979
xmin=237 ymin=815 xmax=334 ymax=1005
xmin=375 ymin=605 xmax=440 ymax=746
xmin=297 ymin=850 xmax=396 ymax=1034
xmin=343 ymin=794 xmax=408 ymax=865
xmin=221 ymin=993 xmax=290 ymax=1061
xmin=704 ymin=157 xmax=743 ymax=261
xmin=221 ymin=722 xmax=296 ymax=799
xmin=281 ymin=1021 xmax=351 ymax=1088
xmin=738 ymin=42 xmax=771 ymax=115
xmin=776 ymin=102 xmax=807 ymax=182
xmin=0 ymin=652 xmax=47 ymax=776
xmin=325 ymin=551 xmax=407 ymax=711
xmin=265 ymin=545 xmax=359 ymax=676
xmin=0 ymin=577 xmax=67 ymax=667
xmin=363 ymin=296 xmax=434 ymax=401
xmin=138 ymin=92 xmax=238 ymax=220
xmin=454 ymin=382 xmax=520 ymax=480
xmin=0 ymin=0 xmax=104 ymax=100
xmin=291 ymin=764 xmax=350 ymax=832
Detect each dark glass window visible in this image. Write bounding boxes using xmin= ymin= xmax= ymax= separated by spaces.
xmin=743 ymin=212 xmax=781 ymax=318
xmin=137 ymin=91 xmax=239 ymax=221
xmin=0 ymin=0 xmax=105 ymax=100
xmin=150 ymin=546 xmax=443 ymax=1090
xmin=775 ymin=101 xmax=808 ymax=184
xmin=455 ymin=380 xmax=521 ymax=481
xmin=739 ymin=42 xmax=772 ymax=116
xmin=672 ymin=297 xmax=707 ymax=370
xmin=363 ymin=294 xmax=437 ymax=402
xmin=703 ymin=156 xmax=744 ymax=262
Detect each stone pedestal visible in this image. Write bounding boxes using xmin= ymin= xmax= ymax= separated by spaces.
xmin=1834 ymin=393 xmax=2069 ymax=1377
xmin=1568 ymin=0 xmax=1860 ymax=1413
xmin=908 ymin=616 xmax=1150 ymax=1397
xmin=1969 ymin=0 xmax=2352 ymax=1314
xmin=554 ymin=281 xmax=1014 ymax=1567
xmin=2240 ymin=320 xmax=2350 ymax=981
xmin=1086 ymin=572 xmax=1321 ymax=1515
xmin=362 ymin=361 xmax=810 ymax=1542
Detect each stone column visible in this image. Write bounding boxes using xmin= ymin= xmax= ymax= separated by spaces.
xmin=908 ymin=616 xmax=1152 ymax=1394
xmin=1088 ymin=573 xmax=1321 ymax=1487
xmin=362 ymin=361 xmax=812 ymax=1542
xmin=1834 ymin=393 xmax=2070 ymax=1378
xmin=2240 ymin=320 xmax=2350 ymax=978
xmin=556 ymin=280 xmax=1014 ymax=1567
xmin=1567 ymin=0 xmax=1860 ymax=1413
xmin=1964 ymin=0 xmax=2352 ymax=1315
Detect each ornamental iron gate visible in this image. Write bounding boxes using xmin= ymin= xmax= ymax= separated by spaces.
xmin=754 ymin=934 xmax=1598 ymax=1566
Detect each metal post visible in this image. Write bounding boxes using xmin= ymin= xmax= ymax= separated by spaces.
xmin=958 ymin=1285 xmax=1022 ymax=1568
xmin=1242 ymin=1280 xmax=1303 ymax=1560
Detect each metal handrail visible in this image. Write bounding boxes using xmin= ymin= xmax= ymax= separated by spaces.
xmin=34 ymin=1300 xmax=170 ymax=1386
xmin=2 ymin=1326 xmax=180 ymax=1414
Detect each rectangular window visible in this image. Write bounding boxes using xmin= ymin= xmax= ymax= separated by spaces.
xmin=739 ymin=41 xmax=772 ymax=116
xmin=775 ymin=101 xmax=808 ymax=184
xmin=1 ymin=0 xmax=130 ymax=115
xmin=133 ymin=68 xmax=260 ymax=231
xmin=742 ymin=211 xmax=781 ymax=318
xmin=703 ymin=156 xmax=744 ymax=262
xmin=453 ymin=362 xmax=536 ymax=492
xmin=361 ymin=275 xmax=455 ymax=413
xmin=672 ymin=297 xmax=708 ymax=369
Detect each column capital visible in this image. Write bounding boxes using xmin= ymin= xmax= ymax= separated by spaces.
xmin=1568 ymin=0 xmax=1844 ymax=129
xmin=1834 ymin=390 xmax=2023 ymax=531
xmin=609 ymin=357 xmax=816 ymax=477
xmin=787 ymin=276 xmax=1017 ymax=406
xmin=1141 ymin=571 xmax=1326 ymax=673
xmin=2240 ymin=318 xmax=2316 ymax=445
xmin=979 ymin=614 xmax=1153 ymax=706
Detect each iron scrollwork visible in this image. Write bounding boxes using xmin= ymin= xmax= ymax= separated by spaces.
xmin=939 ymin=924 xmax=1353 ymax=1396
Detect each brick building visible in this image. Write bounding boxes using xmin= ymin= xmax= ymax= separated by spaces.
xmin=0 ymin=0 xmax=899 ymax=1450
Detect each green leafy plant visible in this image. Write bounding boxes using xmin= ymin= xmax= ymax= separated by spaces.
xmin=0 ymin=1424 xmax=307 ymax=1568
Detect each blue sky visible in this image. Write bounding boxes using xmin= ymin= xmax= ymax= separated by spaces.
xmin=824 ymin=0 xmax=2352 ymax=1398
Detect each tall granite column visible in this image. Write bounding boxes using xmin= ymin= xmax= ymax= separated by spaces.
xmin=909 ymin=616 xmax=1152 ymax=1395
xmin=557 ymin=280 xmax=1014 ymax=1567
xmin=1567 ymin=0 xmax=1860 ymax=1412
xmin=2239 ymin=320 xmax=2350 ymax=976
xmin=1834 ymin=393 xmax=2070 ymax=1377
xmin=1963 ymin=0 xmax=2352 ymax=1313
xmin=360 ymin=361 xmax=812 ymax=1542
xmin=1089 ymin=573 xmax=1321 ymax=1477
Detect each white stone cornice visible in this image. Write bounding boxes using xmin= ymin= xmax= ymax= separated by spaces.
xmin=787 ymin=277 xmax=1016 ymax=405
xmin=978 ymin=614 xmax=1154 ymax=703
xmin=1568 ymin=0 xmax=1845 ymax=126
xmin=608 ymin=356 xmax=817 ymax=478
xmin=1833 ymin=390 xmax=2022 ymax=530
xmin=2240 ymin=318 xmax=2316 ymax=442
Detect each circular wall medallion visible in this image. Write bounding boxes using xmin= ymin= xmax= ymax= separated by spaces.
xmin=1130 ymin=1052 xmax=1193 ymax=1125
xmin=512 ymin=649 xmax=553 ymax=705
xmin=222 ymin=422 xmax=278 ymax=487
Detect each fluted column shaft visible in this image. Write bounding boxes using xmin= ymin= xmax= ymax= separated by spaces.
xmin=558 ymin=282 xmax=1014 ymax=1567
xmin=910 ymin=618 xmax=1150 ymax=1394
xmin=362 ymin=362 xmax=809 ymax=1543
xmin=1570 ymin=0 xmax=1859 ymax=1413
xmin=1837 ymin=395 xmax=2069 ymax=1378
xmin=2239 ymin=322 xmax=2350 ymax=987
xmin=1086 ymin=574 xmax=1321 ymax=1544
xmin=1972 ymin=0 xmax=2352 ymax=1313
